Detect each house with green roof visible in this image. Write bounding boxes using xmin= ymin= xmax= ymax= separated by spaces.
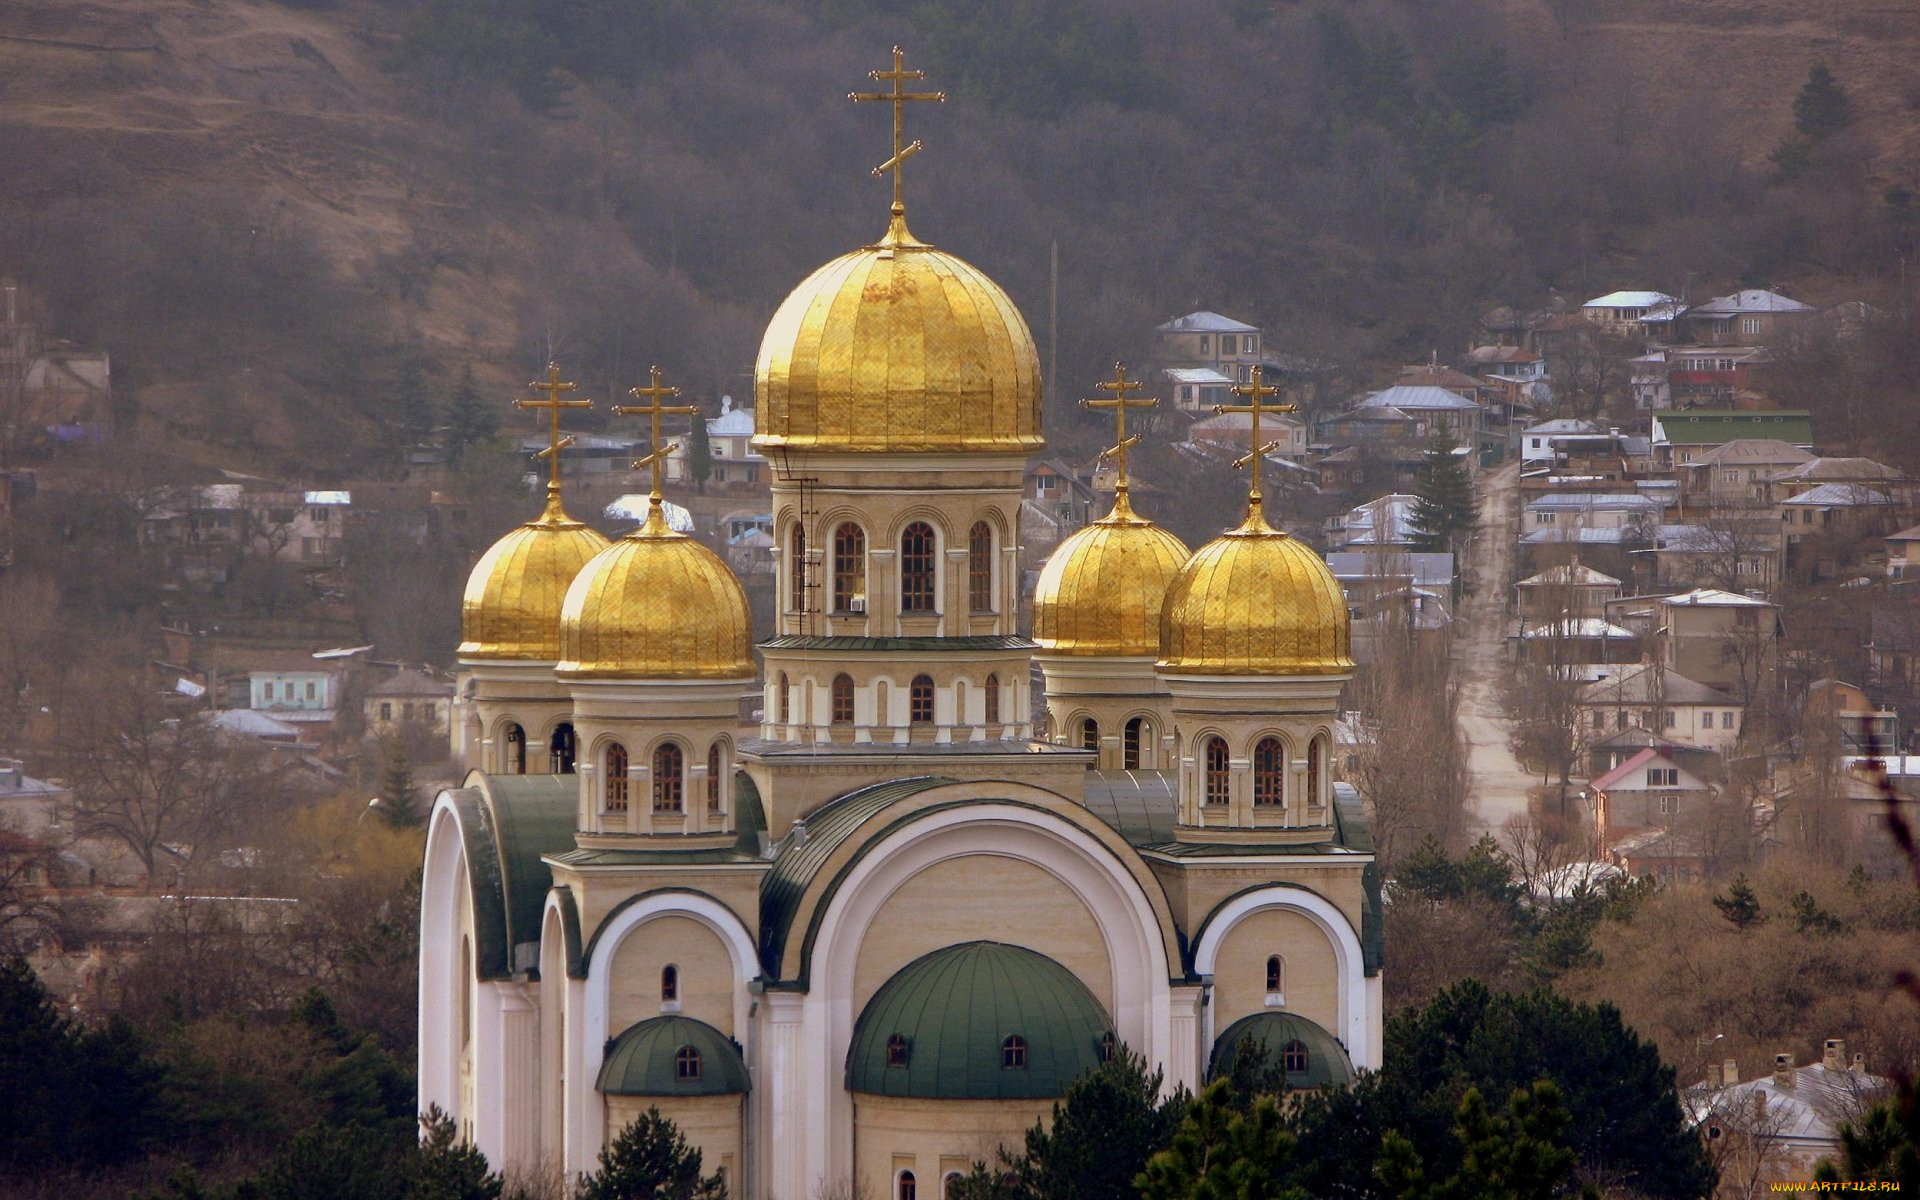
xmin=1650 ymin=410 xmax=1813 ymax=468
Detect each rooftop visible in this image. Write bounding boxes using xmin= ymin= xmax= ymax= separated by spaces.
xmin=1689 ymin=288 xmax=1815 ymax=316
xmin=1163 ymin=366 xmax=1235 ymax=385
xmin=1772 ymin=456 xmax=1905 ymax=483
xmin=1582 ymin=663 xmax=1735 ymax=707
xmin=1517 ymin=562 xmax=1622 ymax=588
xmin=1356 ymin=385 xmax=1481 ymax=412
xmin=1690 ymin=438 xmax=1815 ymax=468
xmin=1653 ymin=410 xmax=1813 ymax=447
xmin=1156 ymin=310 xmax=1259 ymax=334
xmin=1583 ymin=290 xmax=1676 ymax=309
xmin=1524 ymin=492 xmax=1660 ymax=511
xmin=1661 ymin=588 xmax=1776 ymax=608
xmin=1779 ymin=483 xmax=1894 ymax=507
xmin=1524 ymin=418 xmax=1605 ymax=436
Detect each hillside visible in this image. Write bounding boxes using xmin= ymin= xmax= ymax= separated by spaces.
xmin=0 ymin=0 xmax=1916 ymax=477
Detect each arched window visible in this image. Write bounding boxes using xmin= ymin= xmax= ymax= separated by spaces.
xmin=706 ymin=742 xmax=723 ymax=812
xmin=1124 ymin=717 xmax=1147 ymax=770
xmin=984 ymin=673 xmax=1001 ymax=725
xmin=1254 ymin=737 xmax=1285 ymax=807
xmin=832 ymin=522 xmax=866 ymax=612
xmin=886 ymin=1034 xmax=910 ymax=1067
xmin=968 ymin=520 xmax=994 ymax=612
xmin=897 ymin=1171 xmax=916 ymax=1200
xmin=776 ymin=672 xmax=790 ymax=724
xmin=1080 ymin=717 xmax=1099 ymax=753
xmin=652 ymin=743 xmax=684 ymax=813
xmin=788 ymin=525 xmax=807 ymax=612
xmin=831 ymin=673 xmax=855 ymax=725
xmin=1308 ymin=736 xmax=1325 ymax=806
xmin=900 ymin=521 xmax=936 ymax=613
xmin=1002 ymin=1034 xmax=1028 ymax=1068
xmin=1100 ymin=1031 xmax=1117 ymax=1062
xmin=909 ymin=675 xmax=934 ymax=725
xmin=604 ymin=742 xmax=629 ymax=812
xmin=550 ymin=722 xmax=577 ymax=774
xmin=1204 ymin=736 xmax=1230 ymax=805
xmin=1266 ymin=955 xmax=1284 ymax=994
xmin=504 ymin=723 xmax=526 ymax=774
xmin=675 ymin=1045 xmax=701 ymax=1080
xmin=942 ymin=1174 xmax=962 ymax=1200
xmin=1281 ymin=1039 xmax=1309 ymax=1074
xmin=661 ymin=964 xmax=678 ymax=1002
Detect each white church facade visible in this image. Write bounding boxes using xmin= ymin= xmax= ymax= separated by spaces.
xmin=420 ymin=49 xmax=1383 ymax=1200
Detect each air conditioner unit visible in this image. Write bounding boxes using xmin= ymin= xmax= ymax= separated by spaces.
xmin=848 ymin=598 xmax=867 ymax=613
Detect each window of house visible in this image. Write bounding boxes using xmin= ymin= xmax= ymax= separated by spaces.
xmin=1664 ymin=710 xmax=1676 ymax=729
xmin=550 ymin=723 xmax=577 ymax=774
xmin=379 ymin=702 xmax=392 ymax=721
xmin=831 ymin=674 xmax=855 ymax=725
xmin=887 ymin=1034 xmax=910 ymax=1068
xmin=675 ymin=1045 xmax=701 ymax=1080
xmin=984 ymin=673 xmax=1000 ymax=725
xmin=832 ymin=523 xmax=866 ymax=612
xmin=968 ymin=521 xmax=994 ymax=612
xmin=1204 ymin=737 xmax=1230 ymax=805
xmin=1281 ymin=1040 xmax=1309 ymax=1074
xmin=898 ymin=1171 xmax=916 ymax=1200
xmin=661 ymin=964 xmax=678 ymax=1001
xmin=605 ymin=742 xmax=629 ymax=812
xmin=1001 ymin=1035 xmax=1027 ymax=1069
xmin=909 ymin=675 xmax=934 ymax=725
xmin=901 ymin=522 xmax=936 ymax=613
xmin=789 ymin=525 xmax=807 ymax=612
xmin=305 ymin=681 xmax=317 ymax=700
xmin=1537 ymin=511 xmax=1556 ymax=524
xmin=1743 ymin=317 xmax=1762 ymax=336
xmin=402 ymin=702 xmax=415 ymax=721
xmin=505 ymin=724 xmax=526 ymax=774
xmin=1080 ymin=717 xmax=1099 ymax=753
xmin=1220 ymin=335 xmax=1236 ymax=354
xmin=1648 ymin=767 xmax=1678 ymax=787
xmin=1266 ymin=955 xmax=1284 ymax=994
xmin=1659 ymin=794 xmax=1677 ymax=816
xmin=1199 ymin=335 xmax=1211 ymax=353
xmin=1124 ymin=717 xmax=1146 ymax=770
xmin=1253 ymin=737 xmax=1285 ymax=806
xmin=653 ymin=743 xmax=684 ymax=812
xmin=1725 ymin=711 xmax=1737 ymax=729
xmin=707 ymin=743 xmax=723 ymax=812
xmin=1592 ymin=710 xmax=1605 ymax=729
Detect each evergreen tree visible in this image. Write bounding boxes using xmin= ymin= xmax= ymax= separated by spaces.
xmin=396 ymin=357 xmax=437 ymax=447
xmin=443 ymin=365 xmax=499 ymax=466
xmin=413 ymin=1107 xmax=504 ymax=1200
xmin=1814 ymin=1099 xmax=1920 ymax=1188
xmin=1375 ymin=1081 xmax=1580 ymax=1200
xmin=1408 ymin=436 xmax=1475 ymax=554
xmin=1793 ymin=64 xmax=1853 ymax=141
xmin=1136 ymin=1078 xmax=1306 ymax=1200
xmin=375 ymin=736 xmax=422 ymax=829
xmin=1711 ymin=873 xmax=1766 ymax=929
xmin=575 ymin=1108 xmax=726 ymax=1200
xmin=686 ymin=409 xmax=712 ymax=495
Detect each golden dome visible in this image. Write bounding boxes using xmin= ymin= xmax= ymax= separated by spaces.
xmin=460 ymin=497 xmax=612 ymax=662
xmin=556 ymin=505 xmax=754 ymax=680
xmin=752 ymin=216 xmax=1044 ymax=454
xmin=1158 ymin=509 xmax=1353 ymax=676
xmin=1033 ymin=495 xmax=1190 ymax=656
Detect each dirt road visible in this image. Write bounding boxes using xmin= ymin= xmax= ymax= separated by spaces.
xmin=1455 ymin=460 xmax=1537 ymax=834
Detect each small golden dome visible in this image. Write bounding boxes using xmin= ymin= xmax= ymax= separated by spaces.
xmin=460 ymin=498 xmax=612 ymax=662
xmin=1033 ymin=495 xmax=1190 ymax=657
xmin=1158 ymin=510 xmax=1353 ymax=676
xmin=556 ymin=505 xmax=754 ymax=680
xmin=753 ymin=216 xmax=1044 ymax=454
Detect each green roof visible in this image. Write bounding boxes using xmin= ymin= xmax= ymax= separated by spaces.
xmin=1657 ymin=410 xmax=1812 ymax=446
xmin=597 ymin=1015 xmax=749 ymax=1096
xmin=847 ymin=941 xmax=1112 ymax=1100
xmin=444 ymin=772 xmax=577 ymax=980
xmin=1209 ymin=1012 xmax=1354 ymax=1089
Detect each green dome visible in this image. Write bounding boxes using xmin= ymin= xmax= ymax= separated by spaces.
xmin=847 ymin=941 xmax=1112 ymax=1100
xmin=597 ymin=1016 xmax=749 ymax=1097
xmin=1209 ymin=1012 xmax=1354 ymax=1090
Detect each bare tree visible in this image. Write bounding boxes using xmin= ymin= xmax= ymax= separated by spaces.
xmin=1351 ymin=614 xmax=1471 ymax=863
xmin=1546 ymin=326 xmax=1637 ymax=421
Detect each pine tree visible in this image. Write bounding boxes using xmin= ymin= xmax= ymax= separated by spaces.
xmin=395 ymin=357 xmax=437 ymax=447
xmin=1409 ymin=436 xmax=1475 ymax=554
xmin=1136 ymin=1078 xmax=1306 ymax=1200
xmin=1712 ymin=873 xmax=1766 ymax=929
xmin=443 ymin=365 xmax=498 ymax=466
xmin=1793 ymin=64 xmax=1853 ymax=141
xmin=686 ymin=409 xmax=712 ymax=495
xmin=575 ymin=1108 xmax=727 ymax=1200
xmin=375 ymin=736 xmax=421 ymax=829
xmin=1375 ymin=1082 xmax=1579 ymax=1200
xmin=414 ymin=1106 xmax=504 ymax=1200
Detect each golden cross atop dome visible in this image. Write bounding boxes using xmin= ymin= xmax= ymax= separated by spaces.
xmin=1213 ymin=365 xmax=1297 ymax=522
xmin=850 ymin=45 xmax=945 ymax=223
xmin=612 ymin=365 xmax=699 ymax=521
xmin=516 ymin=361 xmax=594 ymax=516
xmin=1081 ymin=361 xmax=1158 ymax=514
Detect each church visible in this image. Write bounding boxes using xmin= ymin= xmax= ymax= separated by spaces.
xmin=419 ymin=48 xmax=1384 ymax=1199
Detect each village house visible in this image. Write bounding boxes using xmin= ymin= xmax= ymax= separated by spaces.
xmin=1324 ymin=493 xmax=1419 ymax=554
xmin=1807 ymin=680 xmax=1898 ymax=756
xmin=1766 ymin=456 xmax=1913 ymax=506
xmin=1679 ymin=439 xmax=1814 ymax=513
xmin=1581 ymin=289 xmax=1676 ymax=337
xmin=1522 ymin=492 xmax=1662 ymax=535
xmin=1580 ymin=664 xmax=1743 ymax=753
xmin=1778 ymin=484 xmax=1900 ymax=558
xmin=1162 ymin=366 xmax=1236 ymax=414
xmin=1151 ymin=311 xmax=1263 ymax=382
xmin=1884 ymin=524 xmax=1920 ymax=580
xmin=1657 ymin=589 xmax=1781 ymax=700
xmin=1649 ymin=521 xmax=1782 ymax=594
xmin=1684 ymin=288 xmax=1815 ymax=347
xmin=1187 ymin=407 xmax=1310 ymax=462
xmin=1650 ymin=410 xmax=1813 ymax=469
xmin=1590 ymin=747 xmax=1719 ymax=878
xmin=364 ymin=668 xmax=455 ymax=739
xmin=1513 ymin=618 xmax=1640 ymax=668
xmin=665 ymin=396 xmax=766 ymax=490
xmin=1513 ymin=561 xmax=1623 ymax=623
xmin=1463 ymin=344 xmax=1549 ymax=403
xmin=1349 ymin=385 xmax=1483 ymax=444
xmin=1690 ymin=1042 xmax=1893 ymax=1193
xmin=1664 ymin=346 xmax=1773 ymax=405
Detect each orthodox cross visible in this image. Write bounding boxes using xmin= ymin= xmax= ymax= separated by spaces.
xmin=1213 ymin=366 xmax=1297 ymax=517
xmin=1080 ymin=361 xmax=1158 ymax=509
xmin=850 ymin=45 xmax=945 ymax=218
xmin=515 ymin=362 xmax=594 ymax=510
xmin=612 ymin=365 xmax=699 ymax=505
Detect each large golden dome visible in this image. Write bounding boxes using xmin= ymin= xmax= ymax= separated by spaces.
xmin=1033 ymin=495 xmax=1190 ymax=657
xmin=1158 ymin=510 xmax=1353 ymax=676
xmin=556 ymin=506 xmax=754 ymax=680
xmin=460 ymin=498 xmax=612 ymax=661
xmin=752 ymin=216 xmax=1044 ymax=454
